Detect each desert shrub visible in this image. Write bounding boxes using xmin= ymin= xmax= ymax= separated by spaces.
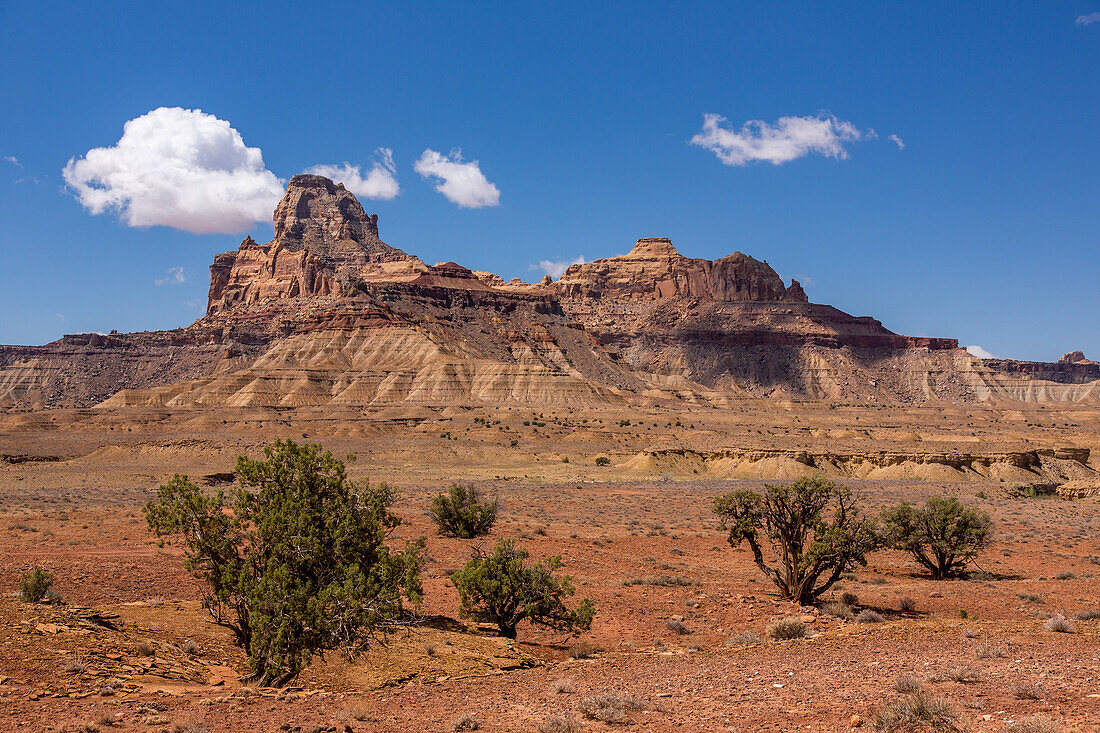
xmin=871 ymin=692 xmax=963 ymax=731
xmin=766 ymin=616 xmax=806 ymax=640
xmin=1009 ymin=681 xmax=1042 ymax=700
xmin=1018 ymin=592 xmax=1045 ymax=603
xmin=882 ymin=495 xmax=992 ymax=579
xmin=713 ymin=477 xmax=880 ymax=604
xmin=577 ymin=693 xmax=644 ymax=723
xmin=899 ymin=597 xmax=917 ymax=613
xmin=1054 ymin=569 xmax=1075 ymax=580
xmin=622 ymin=574 xmax=695 ymax=587
xmin=567 ymin=642 xmax=599 ymax=659
xmin=666 ymin=618 xmax=690 ymax=635
xmin=145 ymin=440 xmax=423 ymax=686
xmin=451 ymin=538 xmax=595 ymax=639
xmin=595 ymin=456 xmax=611 ymax=466
xmin=1043 ymin=614 xmax=1073 ymax=633
xmin=1005 ymin=716 xmax=1061 ymax=733
xmin=539 ymin=714 xmax=584 ymax=733
xmin=1074 ymin=609 xmax=1100 ymax=620
xmin=841 ymin=591 xmax=860 ymax=606
xmin=428 ymin=484 xmax=498 ymax=538
xmin=894 ymin=675 xmax=922 ymax=694
xmin=821 ymin=601 xmax=854 ymax=620
xmin=727 ymin=631 xmax=762 ymax=644
xmin=975 ymin=643 xmax=1006 ymax=659
xmin=134 ymin=641 xmax=156 ymax=657
xmin=551 ymin=677 xmax=575 ymax=693
xmin=18 ymin=567 xmax=54 ymax=603
xmin=856 ymin=609 xmax=884 ymax=624
xmin=452 ymin=715 xmax=480 ymax=731
xmin=931 ymin=666 xmax=981 ymax=683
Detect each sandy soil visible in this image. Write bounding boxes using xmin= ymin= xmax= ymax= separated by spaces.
xmin=1 ymin=401 xmax=1099 ymax=732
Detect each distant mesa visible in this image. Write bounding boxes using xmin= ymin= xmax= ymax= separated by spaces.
xmin=2 ymin=173 xmax=1098 ymax=410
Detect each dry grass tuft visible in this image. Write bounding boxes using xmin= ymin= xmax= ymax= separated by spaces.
xmin=871 ymin=692 xmax=964 ymax=731
xmin=1004 ymin=716 xmax=1061 ymax=733
xmin=1043 ymin=615 xmax=1073 ymax=633
xmin=765 ymin=616 xmax=806 ymax=640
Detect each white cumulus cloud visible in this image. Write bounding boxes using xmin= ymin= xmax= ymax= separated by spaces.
xmin=888 ymin=134 xmax=906 ymax=150
xmin=1077 ymin=12 xmax=1100 ymax=25
xmin=690 ymin=113 xmax=867 ymax=166
xmin=533 ymin=256 xmax=586 ymax=279
xmin=966 ymin=345 xmax=998 ymax=359
xmin=154 ymin=266 xmax=188 ymax=286
xmin=307 ymin=148 xmax=400 ymax=200
xmin=414 ymin=149 xmax=500 ymax=208
xmin=62 ymin=107 xmax=285 ymax=234
xmin=3 ymin=156 xmax=22 ymax=168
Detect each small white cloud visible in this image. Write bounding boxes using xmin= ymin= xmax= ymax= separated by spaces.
xmin=1076 ymin=12 xmax=1100 ymax=25
xmin=154 ymin=266 xmax=188 ymax=286
xmin=63 ymin=107 xmax=285 ymax=234
xmin=888 ymin=134 xmax=906 ymax=150
xmin=55 ymin=313 xmax=65 ymax=321
xmin=966 ymin=345 xmax=998 ymax=359
xmin=3 ymin=156 xmax=22 ymax=168
xmin=532 ymin=256 xmax=586 ymax=279
xmin=690 ymin=113 xmax=867 ymax=166
xmin=307 ymin=148 xmax=400 ymax=200
xmin=414 ymin=149 xmax=500 ymax=208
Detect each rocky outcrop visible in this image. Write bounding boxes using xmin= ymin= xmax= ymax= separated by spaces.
xmin=206 ymin=175 xmax=428 ymax=315
xmin=622 ymin=445 xmax=1097 ymax=484
xmin=271 ymin=174 xmax=402 ymax=264
xmin=1059 ymin=350 xmax=1093 ymax=364
xmin=556 ymin=237 xmax=806 ymax=302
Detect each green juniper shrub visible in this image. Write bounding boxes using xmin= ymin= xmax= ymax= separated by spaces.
xmin=144 ymin=440 xmax=423 ymax=687
xmin=881 ymin=495 xmax=992 ymax=579
xmin=450 ymin=538 xmax=595 ymax=639
xmin=713 ymin=476 xmax=880 ymax=605
xmin=428 ymin=484 xmax=499 ymax=538
xmin=18 ymin=567 xmax=54 ymax=603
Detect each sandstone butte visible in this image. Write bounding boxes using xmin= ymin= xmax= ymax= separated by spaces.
xmin=1 ymin=173 xmax=1098 ymax=411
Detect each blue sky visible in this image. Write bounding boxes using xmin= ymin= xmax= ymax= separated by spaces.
xmin=1 ymin=1 xmax=1097 ymax=361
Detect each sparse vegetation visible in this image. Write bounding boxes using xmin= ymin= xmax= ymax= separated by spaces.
xmin=567 ymin=642 xmax=599 ymax=659
xmin=428 ymin=483 xmax=499 ymax=538
xmin=578 ymin=692 xmax=645 ymax=723
xmin=765 ymin=616 xmax=806 ymax=640
xmin=713 ymin=477 xmax=880 ymax=604
xmin=881 ymin=495 xmax=992 ymax=579
xmin=1005 ymin=716 xmax=1061 ymax=733
xmin=144 ymin=440 xmax=423 ymax=686
xmin=452 ymin=714 xmax=481 ymax=731
xmin=894 ymin=675 xmax=922 ymax=694
xmin=856 ymin=609 xmax=884 ymax=624
xmin=931 ymin=665 xmax=981 ymax=683
xmin=665 ymin=618 xmax=690 ymax=635
xmin=1043 ymin=614 xmax=1073 ymax=633
xmin=1009 ymin=681 xmax=1042 ymax=700
xmin=450 ymin=538 xmax=595 ymax=639
xmin=899 ymin=597 xmax=917 ymax=613
xmin=870 ymin=692 xmax=963 ymax=731
xmin=595 ymin=456 xmax=611 ymax=466
xmin=539 ymin=714 xmax=584 ymax=733
xmin=18 ymin=567 xmax=54 ymax=602
xmin=821 ymin=601 xmax=854 ymax=620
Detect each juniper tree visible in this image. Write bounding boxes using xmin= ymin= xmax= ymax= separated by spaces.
xmin=713 ymin=476 xmax=880 ymax=605
xmin=145 ymin=440 xmax=422 ymax=686
xmin=450 ymin=538 xmax=595 ymax=639
xmin=881 ymin=495 xmax=992 ymax=579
